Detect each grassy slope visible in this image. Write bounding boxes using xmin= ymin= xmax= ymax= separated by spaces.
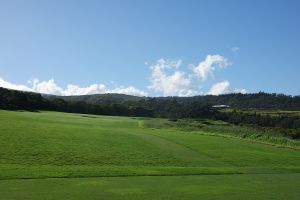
xmin=0 ymin=110 xmax=300 ymax=199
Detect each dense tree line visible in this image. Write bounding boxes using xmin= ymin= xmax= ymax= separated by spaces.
xmin=0 ymin=87 xmax=48 ymax=110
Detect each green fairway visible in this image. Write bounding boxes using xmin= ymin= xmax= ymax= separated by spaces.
xmin=0 ymin=110 xmax=300 ymax=199
xmin=1 ymin=174 xmax=300 ymax=200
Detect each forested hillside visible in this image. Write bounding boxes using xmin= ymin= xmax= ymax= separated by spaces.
xmin=46 ymin=92 xmax=300 ymax=110
xmin=2 ymin=87 xmax=300 ymax=115
xmin=1 ymin=87 xmax=300 ymax=138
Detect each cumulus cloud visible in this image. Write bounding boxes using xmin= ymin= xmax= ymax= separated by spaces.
xmin=0 ymin=77 xmax=147 ymax=96
xmin=193 ymin=55 xmax=230 ymax=81
xmin=148 ymin=59 xmax=197 ymax=96
xmin=63 ymin=84 xmax=107 ymax=96
xmin=110 ymin=86 xmax=148 ymax=97
xmin=208 ymin=80 xmax=246 ymax=95
xmin=31 ymin=79 xmax=64 ymax=96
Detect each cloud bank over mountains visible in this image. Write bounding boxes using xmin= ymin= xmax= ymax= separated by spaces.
xmin=0 ymin=54 xmax=246 ymax=97
xmin=208 ymin=80 xmax=247 ymax=95
xmin=147 ymin=55 xmax=245 ymax=96
xmin=0 ymin=78 xmax=148 ymax=97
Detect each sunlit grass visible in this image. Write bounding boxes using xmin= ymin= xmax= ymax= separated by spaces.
xmin=0 ymin=110 xmax=299 ymax=199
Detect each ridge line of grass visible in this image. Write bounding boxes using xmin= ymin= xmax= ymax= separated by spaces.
xmin=2 ymin=171 xmax=300 ymax=181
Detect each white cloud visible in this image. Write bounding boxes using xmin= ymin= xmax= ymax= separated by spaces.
xmin=148 ymin=59 xmax=197 ymax=96
xmin=208 ymin=80 xmax=246 ymax=95
xmin=32 ymin=79 xmax=64 ymax=96
xmin=231 ymin=47 xmax=240 ymax=52
xmin=208 ymin=80 xmax=231 ymax=95
xmin=0 ymin=78 xmax=32 ymax=91
xmin=0 ymin=77 xmax=147 ymax=97
xmin=193 ymin=55 xmax=230 ymax=81
xmin=110 ymin=86 xmax=148 ymax=97
xmin=64 ymin=84 xmax=107 ymax=96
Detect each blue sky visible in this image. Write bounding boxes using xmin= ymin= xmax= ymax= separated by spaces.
xmin=0 ymin=0 xmax=299 ymax=96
